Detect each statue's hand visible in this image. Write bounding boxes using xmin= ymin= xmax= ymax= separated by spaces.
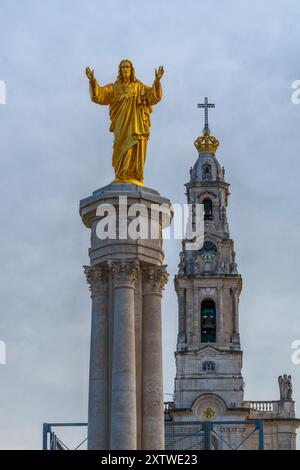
xmin=85 ymin=66 xmax=95 ymax=83
xmin=155 ymin=66 xmax=164 ymax=81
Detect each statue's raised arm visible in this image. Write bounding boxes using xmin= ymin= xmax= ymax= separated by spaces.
xmin=85 ymin=66 xmax=97 ymax=97
xmin=85 ymin=66 xmax=95 ymax=82
xmin=155 ymin=66 xmax=164 ymax=81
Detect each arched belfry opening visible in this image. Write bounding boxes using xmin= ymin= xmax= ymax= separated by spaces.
xmin=201 ymin=299 xmax=216 ymax=342
xmin=203 ymin=198 xmax=213 ymax=221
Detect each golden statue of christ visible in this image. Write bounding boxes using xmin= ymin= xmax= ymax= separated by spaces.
xmin=85 ymin=60 xmax=164 ymax=186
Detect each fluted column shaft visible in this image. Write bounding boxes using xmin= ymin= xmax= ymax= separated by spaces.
xmin=85 ymin=266 xmax=109 ymax=450
xmin=217 ymin=285 xmax=224 ymax=342
xmin=141 ymin=265 xmax=168 ymax=450
xmin=110 ymin=260 xmax=139 ymax=450
xmin=231 ymin=287 xmax=238 ymax=334
xmin=177 ymin=287 xmax=186 ymax=343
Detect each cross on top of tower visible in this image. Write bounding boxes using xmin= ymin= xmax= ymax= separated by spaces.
xmin=197 ymin=97 xmax=215 ymax=135
xmin=194 ymin=97 xmax=219 ymax=154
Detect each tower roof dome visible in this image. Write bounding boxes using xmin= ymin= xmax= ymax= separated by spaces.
xmin=190 ymin=137 xmax=224 ymax=182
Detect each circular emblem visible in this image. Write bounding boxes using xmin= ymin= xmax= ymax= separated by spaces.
xmin=203 ymin=407 xmax=216 ymax=420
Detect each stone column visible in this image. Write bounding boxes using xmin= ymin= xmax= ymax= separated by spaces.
xmin=80 ymin=183 xmax=173 ymax=450
xmin=84 ymin=265 xmax=109 ymax=450
xmin=217 ymin=285 xmax=224 ymax=342
xmin=231 ymin=287 xmax=238 ymax=333
xmin=185 ymin=288 xmax=194 ymax=344
xmin=192 ymin=288 xmax=198 ymax=345
xmin=141 ymin=265 xmax=168 ymax=450
xmin=177 ymin=287 xmax=186 ymax=344
xmin=230 ymin=287 xmax=240 ymax=347
xmin=110 ymin=260 xmax=139 ymax=450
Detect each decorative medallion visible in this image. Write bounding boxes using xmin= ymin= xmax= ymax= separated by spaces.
xmin=203 ymin=406 xmax=216 ymax=420
xmin=201 ymin=287 xmax=216 ymax=296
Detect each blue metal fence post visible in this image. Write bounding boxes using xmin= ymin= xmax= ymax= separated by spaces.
xmin=204 ymin=421 xmax=212 ymax=450
xmin=257 ymin=420 xmax=264 ymax=450
xmin=42 ymin=423 xmax=50 ymax=450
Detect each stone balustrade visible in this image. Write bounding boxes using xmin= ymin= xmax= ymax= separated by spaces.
xmin=245 ymin=401 xmax=275 ymax=412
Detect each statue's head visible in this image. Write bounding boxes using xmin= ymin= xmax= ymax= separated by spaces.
xmin=117 ymin=59 xmax=137 ymax=83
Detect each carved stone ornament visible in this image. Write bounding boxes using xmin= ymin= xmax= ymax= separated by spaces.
xmin=201 ymin=287 xmax=216 ymax=296
xmin=109 ymin=259 xmax=140 ymax=286
xmin=142 ymin=265 xmax=169 ymax=294
xmin=84 ymin=264 xmax=108 ymax=296
xmin=278 ymin=374 xmax=293 ymax=401
xmin=203 ymin=406 xmax=216 ymax=420
xmin=178 ymin=252 xmax=186 ymax=276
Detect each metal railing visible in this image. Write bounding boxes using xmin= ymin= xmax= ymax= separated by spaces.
xmin=165 ymin=420 xmax=264 ymax=450
xmin=43 ymin=418 xmax=263 ymax=450
xmin=43 ymin=423 xmax=88 ymax=450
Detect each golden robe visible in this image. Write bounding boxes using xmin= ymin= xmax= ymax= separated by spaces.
xmin=90 ymin=78 xmax=162 ymax=185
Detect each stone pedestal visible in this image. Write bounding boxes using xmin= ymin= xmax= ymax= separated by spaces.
xmin=80 ymin=183 xmax=172 ymax=450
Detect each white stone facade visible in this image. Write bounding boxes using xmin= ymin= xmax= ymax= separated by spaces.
xmin=166 ymin=138 xmax=300 ymax=450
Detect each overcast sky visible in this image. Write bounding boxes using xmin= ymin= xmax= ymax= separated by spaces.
xmin=0 ymin=0 xmax=300 ymax=449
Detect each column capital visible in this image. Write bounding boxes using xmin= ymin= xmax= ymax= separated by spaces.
xmin=142 ymin=265 xmax=169 ymax=295
xmin=84 ymin=264 xmax=109 ymax=297
xmin=109 ymin=259 xmax=140 ymax=288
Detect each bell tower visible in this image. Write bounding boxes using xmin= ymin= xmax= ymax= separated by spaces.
xmin=173 ymin=98 xmax=245 ymax=417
